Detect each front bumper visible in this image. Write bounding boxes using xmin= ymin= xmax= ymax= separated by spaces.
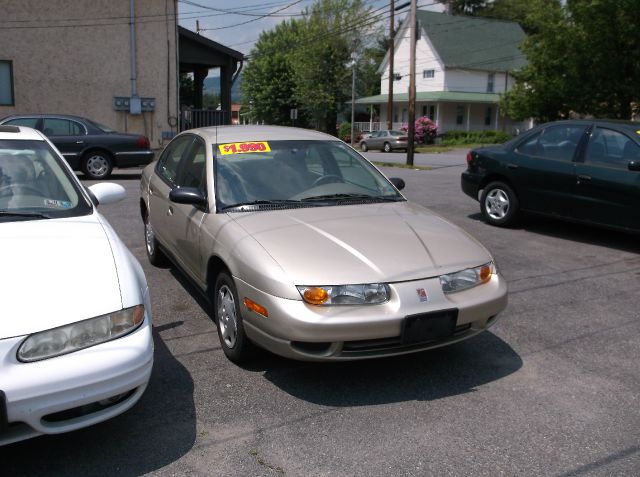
xmin=235 ymin=273 xmax=507 ymax=361
xmin=0 ymin=317 xmax=153 ymax=446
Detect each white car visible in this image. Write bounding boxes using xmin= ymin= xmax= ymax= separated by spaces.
xmin=0 ymin=125 xmax=153 ymax=446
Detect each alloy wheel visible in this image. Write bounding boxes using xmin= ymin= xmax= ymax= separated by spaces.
xmin=217 ymin=285 xmax=238 ymax=348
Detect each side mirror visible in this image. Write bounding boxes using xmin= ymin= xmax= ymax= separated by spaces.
xmin=389 ymin=177 xmax=405 ymax=191
xmin=169 ymin=187 xmax=207 ymax=207
xmin=628 ymin=161 xmax=640 ymax=172
xmin=87 ymin=182 xmax=126 ymax=205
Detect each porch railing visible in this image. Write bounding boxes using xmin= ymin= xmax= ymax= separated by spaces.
xmin=353 ymin=122 xmax=405 ymax=132
xmin=181 ymin=109 xmax=228 ymax=130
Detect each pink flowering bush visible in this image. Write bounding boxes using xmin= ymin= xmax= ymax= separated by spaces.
xmin=401 ymin=116 xmax=438 ymax=144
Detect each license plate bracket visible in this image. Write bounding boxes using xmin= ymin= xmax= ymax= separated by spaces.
xmin=401 ymin=309 xmax=458 ymax=345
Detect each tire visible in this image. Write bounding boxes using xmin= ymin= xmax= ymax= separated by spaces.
xmin=360 ymin=142 xmax=368 ymax=152
xmin=82 ymin=151 xmax=113 ymax=180
xmin=480 ymin=181 xmax=520 ymax=227
xmin=143 ymin=212 xmax=167 ymax=266
xmin=213 ymin=272 xmax=256 ymax=363
xmin=383 ymin=142 xmax=392 ymax=153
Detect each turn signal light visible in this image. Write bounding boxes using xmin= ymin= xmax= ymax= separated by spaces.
xmin=466 ymin=151 xmax=473 ymax=165
xmin=302 ymin=287 xmax=329 ymax=305
xmin=479 ymin=264 xmax=492 ymax=282
xmin=243 ymin=298 xmax=268 ymax=317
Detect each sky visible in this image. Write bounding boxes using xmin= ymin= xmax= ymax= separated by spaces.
xmin=177 ymin=0 xmax=446 ymax=58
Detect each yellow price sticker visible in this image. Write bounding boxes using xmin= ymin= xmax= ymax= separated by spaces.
xmin=219 ymin=141 xmax=271 ymax=155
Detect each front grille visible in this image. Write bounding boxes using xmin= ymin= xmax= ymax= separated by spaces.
xmin=341 ymin=323 xmax=473 ymax=356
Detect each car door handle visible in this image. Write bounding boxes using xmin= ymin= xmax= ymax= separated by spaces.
xmin=577 ymin=174 xmax=591 ymax=182
xmin=507 ymin=163 xmax=519 ymax=169
xmin=76 ymin=140 xmax=84 ymax=144
xmin=167 ymin=206 xmax=174 ymax=216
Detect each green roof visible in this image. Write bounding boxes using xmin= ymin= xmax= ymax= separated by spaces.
xmin=355 ymin=91 xmax=502 ymax=105
xmin=417 ymin=10 xmax=526 ymax=72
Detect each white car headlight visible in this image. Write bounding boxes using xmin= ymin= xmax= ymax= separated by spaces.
xmin=18 ymin=305 xmax=145 ymax=362
xmin=297 ymin=284 xmax=390 ymax=305
xmin=440 ymin=262 xmax=494 ymax=294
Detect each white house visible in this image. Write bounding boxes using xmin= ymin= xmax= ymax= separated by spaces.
xmin=355 ymin=10 xmax=528 ymax=134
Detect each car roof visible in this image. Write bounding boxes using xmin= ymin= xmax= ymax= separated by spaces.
xmin=2 ymin=113 xmax=89 ymax=122
xmin=186 ymin=125 xmax=341 ymax=144
xmin=0 ymin=125 xmax=45 ymax=141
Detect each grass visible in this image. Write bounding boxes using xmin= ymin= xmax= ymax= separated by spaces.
xmin=415 ymin=143 xmax=491 ymax=153
xmin=372 ymin=161 xmax=431 ymax=170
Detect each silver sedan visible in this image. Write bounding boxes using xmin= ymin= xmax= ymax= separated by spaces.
xmin=360 ymin=130 xmax=408 ymax=152
xmin=140 ymin=126 xmax=507 ymax=363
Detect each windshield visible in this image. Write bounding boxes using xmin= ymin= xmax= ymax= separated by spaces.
xmin=0 ymin=139 xmax=92 ymax=221
xmin=214 ymin=140 xmax=404 ymax=211
xmin=389 ymin=130 xmax=405 ymax=136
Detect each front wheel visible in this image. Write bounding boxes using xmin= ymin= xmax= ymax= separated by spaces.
xmin=143 ymin=213 xmax=167 ymax=266
xmin=480 ymin=181 xmax=520 ymax=227
xmin=82 ymin=151 xmax=113 ymax=180
xmin=214 ymin=272 xmax=256 ymax=363
xmin=383 ymin=142 xmax=392 ymax=153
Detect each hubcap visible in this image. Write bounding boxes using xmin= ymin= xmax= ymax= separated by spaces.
xmin=86 ymin=155 xmax=109 ymax=177
xmin=217 ymin=285 xmax=237 ymax=348
xmin=485 ymin=188 xmax=510 ymax=220
xmin=145 ymin=220 xmax=155 ymax=256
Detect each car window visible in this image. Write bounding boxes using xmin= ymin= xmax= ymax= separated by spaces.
xmin=585 ymin=127 xmax=640 ymax=168
xmin=389 ymin=131 xmax=404 ymax=136
xmin=177 ymin=139 xmax=206 ymax=192
xmin=42 ymin=118 xmax=84 ymax=136
xmin=157 ymin=135 xmax=194 ymax=186
xmin=5 ymin=118 xmax=38 ymax=128
xmin=213 ymin=140 xmax=402 ymax=210
xmin=0 ymin=139 xmax=92 ymax=220
xmin=516 ymin=125 xmax=585 ymax=161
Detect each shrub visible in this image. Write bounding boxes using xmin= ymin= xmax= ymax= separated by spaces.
xmin=441 ymin=130 xmax=510 ymax=146
xmin=338 ymin=122 xmax=362 ymax=143
xmin=400 ymin=116 xmax=438 ymax=144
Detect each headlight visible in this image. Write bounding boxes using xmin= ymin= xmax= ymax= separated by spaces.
xmin=18 ymin=305 xmax=145 ymax=362
xmin=440 ymin=262 xmax=494 ymax=294
xmin=297 ymin=284 xmax=390 ymax=305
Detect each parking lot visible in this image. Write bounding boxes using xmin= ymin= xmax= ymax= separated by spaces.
xmin=3 ymin=153 xmax=639 ymax=476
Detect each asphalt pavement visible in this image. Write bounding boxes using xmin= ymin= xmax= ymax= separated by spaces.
xmin=2 ymin=155 xmax=639 ymax=476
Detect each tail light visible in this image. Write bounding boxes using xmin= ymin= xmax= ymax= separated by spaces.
xmin=137 ymin=136 xmax=150 ymax=149
xmin=466 ymin=151 xmax=474 ymax=165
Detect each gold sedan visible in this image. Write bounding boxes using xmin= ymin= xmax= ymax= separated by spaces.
xmin=140 ymin=126 xmax=507 ymax=363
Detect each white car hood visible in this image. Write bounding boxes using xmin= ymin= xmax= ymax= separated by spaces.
xmin=1 ymin=216 xmax=122 ymax=339
xmin=231 ymin=201 xmax=492 ymax=286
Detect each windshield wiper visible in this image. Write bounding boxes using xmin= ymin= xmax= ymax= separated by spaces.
xmin=221 ymin=199 xmax=304 ymax=211
xmin=301 ymin=193 xmax=403 ymax=202
xmin=0 ymin=210 xmax=52 ymax=219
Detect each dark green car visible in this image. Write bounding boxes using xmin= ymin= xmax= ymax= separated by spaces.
xmin=461 ymin=120 xmax=640 ymax=233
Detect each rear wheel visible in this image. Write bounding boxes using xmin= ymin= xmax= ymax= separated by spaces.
xmin=214 ymin=272 xmax=256 ymax=363
xmin=360 ymin=142 xmax=368 ymax=152
xmin=383 ymin=142 xmax=392 ymax=153
xmin=82 ymin=151 xmax=113 ymax=179
xmin=480 ymin=181 xmax=520 ymax=227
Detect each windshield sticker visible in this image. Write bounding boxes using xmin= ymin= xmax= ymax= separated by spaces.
xmin=636 ymin=130 xmax=640 ymax=135
xmin=219 ymin=141 xmax=271 ymax=156
xmin=44 ymin=199 xmax=72 ymax=209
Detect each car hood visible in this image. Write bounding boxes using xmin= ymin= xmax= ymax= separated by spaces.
xmin=0 ymin=216 xmax=122 ymax=339
xmin=230 ymin=201 xmax=492 ymax=286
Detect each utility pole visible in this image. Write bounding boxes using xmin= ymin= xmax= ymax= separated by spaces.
xmin=350 ymin=52 xmax=357 ymax=146
xmin=387 ymin=0 xmax=395 ymax=130
xmin=406 ymin=0 xmax=417 ymax=166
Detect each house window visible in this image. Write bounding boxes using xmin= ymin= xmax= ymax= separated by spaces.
xmin=456 ymin=105 xmax=464 ymax=125
xmin=0 ymin=60 xmax=14 ymax=106
xmin=423 ymin=69 xmax=435 ymax=79
xmin=487 ymin=72 xmax=495 ymax=93
xmin=485 ymin=106 xmax=493 ymax=126
xmin=423 ymin=105 xmax=435 ymax=121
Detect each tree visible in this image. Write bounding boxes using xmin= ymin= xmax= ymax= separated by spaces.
xmin=241 ymin=20 xmax=308 ymax=126
xmin=292 ymin=0 xmax=372 ymax=135
xmin=501 ymin=0 xmax=640 ymax=121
